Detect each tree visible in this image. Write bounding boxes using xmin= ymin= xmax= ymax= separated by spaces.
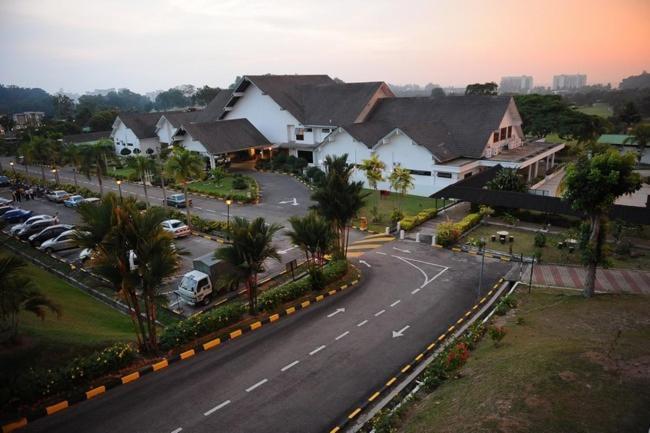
xmin=486 ymin=168 xmax=528 ymax=192
xmin=286 ymin=213 xmax=333 ymax=289
xmin=0 ymin=255 xmax=61 ymax=344
xmin=562 ymin=150 xmax=641 ymax=297
xmin=228 ymin=76 xmax=243 ymax=90
xmin=165 ymin=148 xmax=204 ymax=226
xmin=215 ymin=217 xmax=281 ymax=314
xmin=127 ymin=155 xmax=156 ymax=207
xmin=359 ymin=154 xmax=385 ymax=200
xmin=89 ymin=109 xmax=119 ymax=131
xmin=430 ymin=87 xmax=445 ymax=98
xmin=193 ymin=86 xmax=221 ymax=106
xmin=388 ymin=164 xmax=414 ymax=210
xmin=311 ymin=154 xmax=368 ymax=258
xmin=154 ymin=88 xmax=191 ymax=110
xmin=617 ymin=101 xmax=641 ymax=127
xmin=23 ymin=136 xmax=53 ymax=182
xmin=626 ymin=122 xmax=650 ymax=160
xmin=465 ymin=82 xmax=498 ymax=96
xmin=62 ymin=144 xmax=83 ymax=187
xmin=51 ymin=93 xmax=75 ymax=120
xmin=79 ymin=139 xmax=114 ymax=196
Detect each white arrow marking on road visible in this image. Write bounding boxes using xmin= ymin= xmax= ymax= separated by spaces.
xmin=392 ymin=325 xmax=410 ymax=338
xmin=327 ymin=308 xmax=345 ymax=318
xmin=359 ymin=260 xmax=371 ymax=268
xmin=204 ymin=400 xmax=231 ymax=416
xmin=393 ymin=247 xmax=411 ymax=254
xmin=279 ymin=197 xmax=299 ymax=206
xmin=278 ymin=245 xmax=298 ymax=255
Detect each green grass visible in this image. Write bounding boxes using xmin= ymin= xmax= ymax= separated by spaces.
xmin=466 ymin=224 xmax=650 ymax=270
xmin=355 ymin=189 xmax=446 ymax=232
xmin=397 ymin=289 xmax=650 ymax=433
xmin=188 ymin=175 xmax=255 ymax=198
xmin=576 ymin=103 xmax=613 ymax=118
xmin=107 ymin=166 xmax=136 ymax=179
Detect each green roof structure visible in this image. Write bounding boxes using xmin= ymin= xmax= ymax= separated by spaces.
xmin=597 ymin=134 xmax=637 ymax=146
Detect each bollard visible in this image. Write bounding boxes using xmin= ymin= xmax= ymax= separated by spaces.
xmin=400 ymin=229 xmax=405 ymax=240
xmin=396 ymin=221 xmax=401 ymax=232
xmin=415 ymin=232 xmax=420 ymax=243
xmin=385 ymin=226 xmax=390 ymax=235
xmin=432 ymin=234 xmax=437 ymax=246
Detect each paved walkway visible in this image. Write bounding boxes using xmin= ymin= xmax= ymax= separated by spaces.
xmin=528 ymin=264 xmax=650 ymax=295
xmin=531 ymin=167 xmax=565 ymax=197
xmin=406 ymin=201 xmax=471 ymax=237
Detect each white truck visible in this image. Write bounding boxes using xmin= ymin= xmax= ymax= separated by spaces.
xmin=175 ymin=253 xmax=235 ymax=306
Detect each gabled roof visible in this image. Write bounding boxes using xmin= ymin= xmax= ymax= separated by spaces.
xmin=118 ymin=111 xmax=179 ymax=139
xmin=180 ymin=119 xmax=270 ymax=155
xmin=340 ymin=96 xmax=512 ymax=162
xmin=63 ymin=130 xmax=112 ymax=144
xmin=194 ymin=89 xmax=233 ymax=122
xmin=160 ymin=111 xmax=203 ymax=128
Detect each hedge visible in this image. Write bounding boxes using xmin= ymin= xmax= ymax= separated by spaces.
xmin=399 ymin=207 xmax=438 ymax=231
xmin=257 ymin=260 xmax=348 ymax=312
xmin=436 ymin=213 xmax=482 ymax=247
xmin=159 ymin=302 xmax=246 ymax=350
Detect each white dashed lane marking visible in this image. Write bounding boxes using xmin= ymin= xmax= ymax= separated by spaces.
xmin=245 ymin=378 xmax=268 ymax=393
xmin=170 ymin=428 xmax=183 ymax=433
xmin=390 ymin=300 xmax=401 ymax=307
xmin=335 ymin=331 xmax=350 ymax=341
xmin=309 ymin=345 xmax=326 ymax=356
xmin=281 ymin=360 xmax=299 ymax=372
xmin=374 ymin=309 xmax=386 ymax=317
xmin=357 ymin=320 xmax=368 ymax=327
xmin=204 ymin=400 xmax=231 ymax=416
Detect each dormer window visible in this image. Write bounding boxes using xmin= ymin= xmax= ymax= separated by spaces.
xmin=500 ymin=127 xmax=507 ymax=140
xmin=493 ymin=132 xmax=499 ymax=143
xmin=507 ymin=126 xmax=512 ymax=138
xmin=295 ymin=128 xmax=305 ymax=141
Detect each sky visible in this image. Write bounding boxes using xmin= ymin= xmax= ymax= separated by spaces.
xmin=1 ymin=0 xmax=649 ymax=94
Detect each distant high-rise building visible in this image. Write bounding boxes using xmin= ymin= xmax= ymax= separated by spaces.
xmin=499 ymin=76 xmax=533 ymax=94
xmin=552 ymin=74 xmax=587 ymax=91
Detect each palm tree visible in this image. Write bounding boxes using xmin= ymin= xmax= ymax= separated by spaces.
xmin=127 ymin=155 xmax=156 ymax=207
xmin=389 ymin=164 xmax=415 ymax=210
xmin=79 ymin=140 xmax=114 ymax=196
xmin=25 ymin=136 xmax=52 ymax=182
xmin=215 ymin=217 xmax=282 ymax=314
xmin=359 ymin=154 xmax=386 ymax=200
xmin=62 ymin=144 xmax=82 ymax=187
xmin=311 ymin=154 xmax=367 ymax=258
xmin=17 ymin=141 xmax=32 ymax=176
xmin=286 ymin=213 xmax=333 ymax=289
xmin=0 ymin=255 xmax=61 ymax=344
xmin=165 ymin=148 xmax=204 ymax=227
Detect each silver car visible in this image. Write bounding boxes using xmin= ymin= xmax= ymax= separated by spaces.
xmin=39 ymin=229 xmax=79 ymax=253
xmin=9 ymin=215 xmax=52 ymax=236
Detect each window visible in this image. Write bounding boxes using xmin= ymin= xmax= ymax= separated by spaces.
xmin=464 ymin=172 xmax=473 ymax=179
xmin=297 ymin=150 xmax=313 ymax=163
xmin=408 ymin=169 xmax=432 ymax=176
xmin=305 ymin=128 xmax=313 ymax=132
xmin=127 ymin=142 xmax=134 ymax=147
xmin=493 ymin=132 xmax=499 ymax=143
xmin=295 ymin=128 xmax=304 ymax=141
xmin=322 ymin=128 xmax=331 ymax=134
xmin=507 ymin=126 xmax=512 ymax=138
xmin=437 ymin=172 xmax=452 ymax=178
xmin=500 ymin=127 xmax=507 ymax=140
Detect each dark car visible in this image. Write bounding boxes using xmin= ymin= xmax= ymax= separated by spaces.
xmin=0 ymin=206 xmax=15 ymax=217
xmin=0 ymin=176 xmax=10 ymax=187
xmin=165 ymin=193 xmax=192 ymax=208
xmin=29 ymin=224 xmax=75 ymax=246
xmin=2 ymin=209 xmax=33 ymax=224
xmin=17 ymin=218 xmax=56 ymax=240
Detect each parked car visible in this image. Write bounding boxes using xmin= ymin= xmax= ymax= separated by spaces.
xmin=29 ymin=224 xmax=75 ymax=246
xmin=81 ymin=197 xmax=101 ymax=205
xmin=9 ymin=214 xmax=52 ymax=235
xmin=165 ymin=193 xmax=192 ymax=208
xmin=16 ymin=218 xmax=56 ymax=240
xmin=0 ymin=197 xmax=13 ymax=206
xmin=46 ymin=190 xmax=71 ymax=203
xmin=0 ymin=176 xmax=10 ymax=187
xmin=39 ymin=229 xmax=79 ymax=253
xmin=161 ymin=219 xmax=191 ymax=238
xmin=0 ymin=206 xmax=15 ymax=217
xmin=79 ymin=248 xmax=138 ymax=270
xmin=64 ymin=195 xmax=85 ymax=208
xmin=2 ymin=209 xmax=33 ymax=224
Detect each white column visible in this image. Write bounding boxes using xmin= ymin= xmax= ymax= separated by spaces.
xmin=534 ymin=160 xmax=539 ymax=178
xmin=209 ymin=154 xmax=216 ymax=170
xmin=528 ymin=164 xmax=533 ymax=182
xmin=551 ymin=153 xmax=555 ymax=168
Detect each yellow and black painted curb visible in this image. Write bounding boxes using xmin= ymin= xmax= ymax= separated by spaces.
xmin=0 ymin=275 xmax=361 ymax=433
xmin=190 ymin=230 xmax=228 ymax=244
xmin=327 ymin=277 xmax=505 ymax=433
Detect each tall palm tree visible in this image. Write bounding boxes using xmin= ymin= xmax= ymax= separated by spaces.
xmin=127 ymin=155 xmax=156 ymax=207
xmin=62 ymin=144 xmax=82 ymax=187
xmin=311 ymin=154 xmax=367 ymax=258
xmin=165 ymin=148 xmax=204 ymax=227
xmin=286 ymin=212 xmax=333 ymax=289
xmin=389 ymin=164 xmax=415 ymax=211
xmin=79 ymin=140 xmax=114 ymax=196
xmin=215 ymin=217 xmax=282 ymax=314
xmin=25 ymin=136 xmax=52 ymax=182
xmin=17 ymin=141 xmax=33 ymax=176
xmin=359 ymin=154 xmax=386 ymax=200
xmin=0 ymin=255 xmax=61 ymax=343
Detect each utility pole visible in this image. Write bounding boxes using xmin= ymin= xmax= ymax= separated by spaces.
xmin=528 ymin=256 xmax=535 ymax=294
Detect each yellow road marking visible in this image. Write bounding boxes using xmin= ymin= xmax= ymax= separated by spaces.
xmin=346 ymin=252 xmax=364 ymax=258
xmin=180 ymin=349 xmax=196 ymax=360
xmin=301 ymin=300 xmax=310 ymax=308
xmin=415 ymin=353 xmax=424 ymax=361
xmin=456 ymin=318 xmax=464 ymax=324
xmin=438 ymin=334 xmax=446 ymax=341
xmin=269 ymin=314 xmax=280 ymax=322
xmin=368 ymin=391 xmax=381 ymax=402
xmin=329 ymin=428 xmax=340 ymax=433
xmin=352 ymin=237 xmax=393 ymax=244
xmin=386 ymin=377 xmax=397 ymax=386
xmin=340 ymin=284 xmax=348 ymax=290
xmin=328 ymin=290 xmax=337 ymax=295
xmin=348 ymin=408 xmax=362 ymax=419
xmin=202 ymin=339 xmax=221 ymax=351
xmin=315 ymin=295 xmax=324 ymax=302
xmin=46 ymin=401 xmax=69 ymax=415
xmin=85 ymin=386 xmax=106 ymax=400
xmin=447 ymin=325 xmax=455 ymax=332
xmin=153 ymin=359 xmax=169 ymax=370
xmin=286 ymin=307 xmax=296 ymax=315
xmin=428 ymin=342 xmax=436 ymax=350
xmin=121 ymin=372 xmax=140 ymax=384
xmin=250 ymin=321 xmax=262 ymax=330
xmin=1 ymin=417 xmax=27 ymax=433
xmin=347 ymin=243 xmax=383 ymax=250
xmin=401 ymin=365 xmax=411 ymax=373
xmin=230 ymin=329 xmax=243 ymax=339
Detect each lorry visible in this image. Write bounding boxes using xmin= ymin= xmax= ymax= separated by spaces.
xmin=175 ymin=253 xmax=236 ymax=306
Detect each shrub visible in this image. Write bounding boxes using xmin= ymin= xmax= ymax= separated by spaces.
xmin=445 ymin=342 xmax=470 ymax=371
xmin=255 ymin=158 xmax=272 ymax=171
xmin=479 ymin=205 xmax=495 ymax=218
xmin=390 ymin=208 xmax=404 ymax=225
xmin=502 ymin=212 xmax=518 ymax=226
xmin=305 ymin=166 xmax=326 ymax=185
xmin=534 ymin=232 xmax=546 ymax=247
xmin=488 ymin=326 xmax=507 ymax=347
xmin=455 ymin=213 xmax=481 ymax=233
xmin=399 ymin=207 xmax=437 ymax=231
xmin=232 ymin=175 xmax=248 ymax=190
xmin=271 ymin=153 xmax=288 ymax=170
xmin=436 ymin=221 xmax=460 ymax=247
xmin=159 ymin=302 xmax=246 ymax=350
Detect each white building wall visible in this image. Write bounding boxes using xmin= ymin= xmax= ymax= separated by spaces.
xmin=112 ymin=121 xmax=141 ymax=155
xmin=224 ymin=83 xmax=303 ymax=144
xmin=483 ymin=99 xmax=524 ymax=158
xmin=175 ymin=134 xmax=209 ymax=156
xmin=139 ymin=138 xmax=160 ymax=155
xmin=156 ymin=117 xmax=176 ymax=145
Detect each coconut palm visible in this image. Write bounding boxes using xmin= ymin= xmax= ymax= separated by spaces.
xmin=215 ymin=217 xmax=282 ymax=314
xmin=165 ymin=148 xmax=204 ymax=227
xmin=311 ymin=154 xmax=367 ymax=258
xmin=62 ymin=144 xmax=83 ymax=187
xmin=286 ymin=212 xmax=333 ymax=289
xmin=79 ymin=140 xmax=114 ymax=196
xmin=389 ymin=164 xmax=415 ymax=210
xmin=23 ymin=136 xmax=52 ymax=182
xmin=127 ymin=155 xmax=156 ymax=207
xmin=0 ymin=255 xmax=61 ymax=343
xmin=359 ymin=154 xmax=386 ymax=200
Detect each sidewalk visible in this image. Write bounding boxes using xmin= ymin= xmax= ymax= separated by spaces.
xmin=525 ymin=264 xmax=650 ymax=295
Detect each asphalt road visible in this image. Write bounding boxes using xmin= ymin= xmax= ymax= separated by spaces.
xmin=22 ymin=240 xmax=512 ymax=433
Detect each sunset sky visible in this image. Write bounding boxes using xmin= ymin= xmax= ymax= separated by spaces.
xmin=1 ymin=0 xmax=648 ymax=93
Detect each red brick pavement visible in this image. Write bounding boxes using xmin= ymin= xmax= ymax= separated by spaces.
xmin=530 ymin=265 xmax=650 ymax=294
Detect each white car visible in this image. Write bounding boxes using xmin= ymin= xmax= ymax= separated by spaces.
xmin=46 ymin=190 xmax=70 ymax=203
xmin=161 ymin=219 xmax=190 ymax=238
xmin=39 ymin=229 xmax=79 ymax=253
xmin=81 ymin=197 xmax=101 ymax=205
xmin=9 ymin=214 xmax=53 ymax=235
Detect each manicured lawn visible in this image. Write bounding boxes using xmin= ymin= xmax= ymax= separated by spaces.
xmin=355 ymin=189 xmax=447 ymax=232
xmin=397 ymin=288 xmax=650 ymax=433
xmin=107 ymin=166 xmax=136 ymax=179
xmin=188 ymin=175 xmax=256 ymax=199
xmin=465 ymin=223 xmax=650 ymax=270
xmin=576 ymin=103 xmax=613 ymax=118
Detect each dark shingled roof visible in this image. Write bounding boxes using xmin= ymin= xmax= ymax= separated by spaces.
xmin=160 ymin=111 xmax=203 ymax=128
xmin=119 ymin=111 xmax=178 ymax=139
xmin=63 ymin=130 xmax=111 ymax=144
xmin=180 ymin=119 xmax=270 ymax=155
xmin=300 ymin=82 xmax=386 ymax=125
xmin=194 ymin=89 xmax=233 ymax=122
xmin=341 ymin=96 xmax=512 ymax=162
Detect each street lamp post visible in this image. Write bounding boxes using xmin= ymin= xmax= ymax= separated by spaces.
xmin=51 ymin=168 xmax=59 ymax=185
xmin=225 ymin=199 xmax=232 ymax=240
xmin=116 ymin=180 xmax=123 ymax=201
xmin=10 ymin=162 xmax=16 ymax=178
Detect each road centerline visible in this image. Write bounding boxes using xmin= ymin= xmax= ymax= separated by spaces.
xmin=309 ymin=345 xmax=326 ymax=355
xmin=357 ymin=320 xmax=368 ymax=327
xmin=335 ymin=331 xmax=350 ymax=340
xmin=390 ymin=300 xmax=401 ymax=307
xmin=246 ymin=378 xmax=268 ymax=393
xmin=204 ymin=400 xmax=231 ymax=416
xmin=374 ymin=309 xmax=386 ymax=317
xmin=281 ymin=360 xmax=300 ymax=372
